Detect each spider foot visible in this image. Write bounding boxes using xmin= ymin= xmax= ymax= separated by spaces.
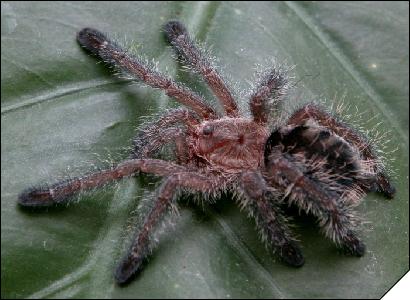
xmin=77 ymin=28 xmax=111 ymax=56
xmin=18 ymin=186 xmax=58 ymax=207
xmin=115 ymin=254 xmax=145 ymax=285
xmin=341 ymin=232 xmax=366 ymax=257
xmin=376 ymin=174 xmax=396 ymax=199
xmin=279 ymin=241 xmax=305 ymax=267
xmin=163 ymin=20 xmax=187 ymax=42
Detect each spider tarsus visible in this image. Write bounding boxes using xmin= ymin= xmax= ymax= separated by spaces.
xmin=115 ymin=254 xmax=144 ymax=285
xmin=376 ymin=175 xmax=396 ymax=199
xmin=77 ymin=28 xmax=109 ymax=55
xmin=280 ymin=241 xmax=305 ymax=267
xmin=342 ymin=232 xmax=366 ymax=257
xmin=18 ymin=187 xmax=57 ymax=207
xmin=382 ymin=187 xmax=396 ymax=199
xmin=163 ymin=20 xmax=187 ymax=42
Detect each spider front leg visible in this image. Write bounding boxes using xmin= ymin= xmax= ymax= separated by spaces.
xmin=288 ymin=103 xmax=395 ymax=198
xmin=239 ymin=171 xmax=304 ymax=267
xmin=164 ymin=21 xmax=239 ymax=117
xmin=131 ymin=108 xmax=199 ymax=161
xmin=18 ymin=159 xmax=186 ymax=207
xmin=265 ymin=155 xmax=365 ymax=257
xmin=77 ymin=28 xmax=216 ymax=119
xmin=132 ymin=127 xmax=187 ymax=160
xmin=115 ymin=172 xmax=220 ymax=284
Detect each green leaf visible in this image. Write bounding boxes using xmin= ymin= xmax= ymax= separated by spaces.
xmin=1 ymin=1 xmax=408 ymax=298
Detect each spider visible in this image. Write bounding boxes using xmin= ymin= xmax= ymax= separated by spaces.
xmin=18 ymin=20 xmax=395 ymax=285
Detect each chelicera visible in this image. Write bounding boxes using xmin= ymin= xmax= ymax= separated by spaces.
xmin=18 ymin=21 xmax=395 ymax=285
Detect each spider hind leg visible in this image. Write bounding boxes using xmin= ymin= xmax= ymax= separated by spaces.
xmin=264 ymin=124 xmax=369 ymax=256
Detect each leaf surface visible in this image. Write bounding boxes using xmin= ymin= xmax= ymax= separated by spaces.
xmin=1 ymin=2 xmax=408 ymax=298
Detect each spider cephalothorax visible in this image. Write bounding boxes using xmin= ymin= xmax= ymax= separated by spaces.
xmin=18 ymin=20 xmax=395 ymax=285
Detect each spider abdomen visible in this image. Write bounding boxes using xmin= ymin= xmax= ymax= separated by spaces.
xmin=264 ymin=119 xmax=375 ymax=203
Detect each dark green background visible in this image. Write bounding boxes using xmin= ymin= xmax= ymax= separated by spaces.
xmin=1 ymin=2 xmax=409 ymax=298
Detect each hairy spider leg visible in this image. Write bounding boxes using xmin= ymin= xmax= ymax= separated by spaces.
xmin=132 ymin=127 xmax=186 ymax=159
xmin=164 ymin=21 xmax=239 ymax=117
xmin=265 ymin=155 xmax=365 ymax=257
xmin=77 ymin=28 xmax=216 ymax=119
xmin=18 ymin=159 xmax=186 ymax=207
xmin=287 ymin=103 xmax=395 ymax=198
xmin=239 ymin=171 xmax=304 ymax=267
xmin=131 ymin=108 xmax=199 ymax=161
xmin=249 ymin=68 xmax=288 ymax=124
xmin=115 ymin=172 xmax=220 ymax=284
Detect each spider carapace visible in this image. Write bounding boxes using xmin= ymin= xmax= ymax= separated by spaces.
xmin=18 ymin=21 xmax=395 ymax=284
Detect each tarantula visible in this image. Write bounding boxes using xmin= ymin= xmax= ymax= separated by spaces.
xmin=18 ymin=21 xmax=395 ymax=285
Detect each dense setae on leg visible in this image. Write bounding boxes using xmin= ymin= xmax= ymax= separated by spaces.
xmin=264 ymin=121 xmax=372 ymax=255
xmin=77 ymin=28 xmax=216 ymax=119
xmin=132 ymin=127 xmax=187 ymax=160
xmin=131 ymin=108 xmax=199 ymax=160
xmin=249 ymin=68 xmax=288 ymax=124
xmin=239 ymin=171 xmax=304 ymax=267
xmin=18 ymin=159 xmax=186 ymax=207
xmin=115 ymin=172 xmax=220 ymax=284
xmin=164 ymin=21 xmax=239 ymax=117
xmin=264 ymin=153 xmax=365 ymax=256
